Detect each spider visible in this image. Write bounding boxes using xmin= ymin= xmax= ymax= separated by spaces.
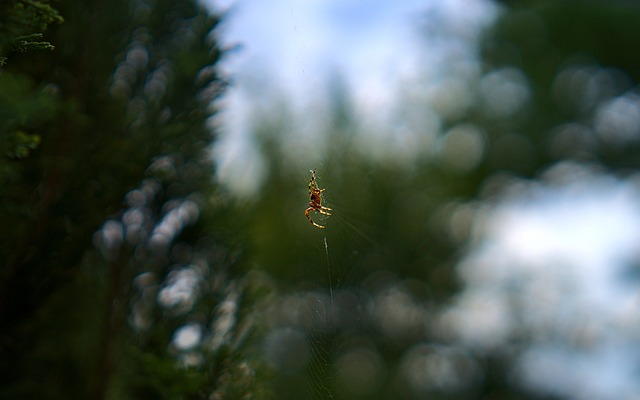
xmin=305 ymin=169 xmax=332 ymax=229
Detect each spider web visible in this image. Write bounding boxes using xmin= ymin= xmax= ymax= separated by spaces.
xmin=302 ymin=171 xmax=383 ymax=400
xmin=305 ymin=189 xmax=337 ymax=399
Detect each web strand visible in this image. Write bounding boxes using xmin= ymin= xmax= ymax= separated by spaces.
xmin=324 ymin=234 xmax=334 ymax=308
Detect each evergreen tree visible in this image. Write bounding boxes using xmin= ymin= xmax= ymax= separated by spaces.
xmin=0 ymin=0 xmax=63 ymax=65
xmin=0 ymin=0 xmax=269 ymax=398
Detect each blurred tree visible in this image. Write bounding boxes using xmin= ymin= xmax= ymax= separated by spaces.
xmin=0 ymin=0 xmax=270 ymax=399
xmin=480 ymin=0 xmax=640 ymax=170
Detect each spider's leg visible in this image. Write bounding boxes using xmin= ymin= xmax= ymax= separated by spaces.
xmin=318 ymin=208 xmax=332 ymax=216
xmin=306 ymin=207 xmax=326 ymax=228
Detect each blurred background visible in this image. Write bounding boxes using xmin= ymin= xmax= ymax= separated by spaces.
xmin=2 ymin=0 xmax=640 ymax=399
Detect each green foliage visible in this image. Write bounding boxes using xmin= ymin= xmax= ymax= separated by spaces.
xmin=0 ymin=74 xmax=55 ymax=149
xmin=0 ymin=0 xmax=63 ymax=64
xmin=11 ymin=32 xmax=55 ymax=52
xmin=481 ymin=0 xmax=640 ymax=169
xmin=4 ymin=129 xmax=41 ymax=158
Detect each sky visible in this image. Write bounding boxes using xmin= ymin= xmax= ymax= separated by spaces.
xmin=208 ymin=0 xmax=499 ymax=196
